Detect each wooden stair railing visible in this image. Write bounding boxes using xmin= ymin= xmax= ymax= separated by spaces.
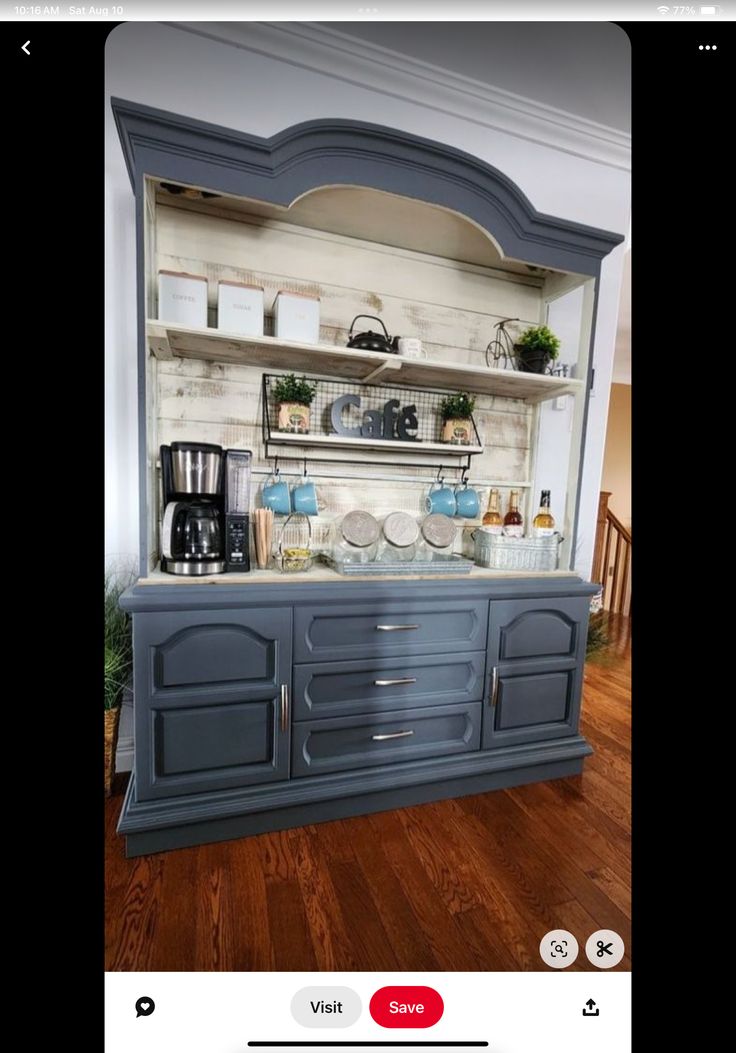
xmin=592 ymin=492 xmax=611 ymax=585
xmin=592 ymin=492 xmax=631 ymax=616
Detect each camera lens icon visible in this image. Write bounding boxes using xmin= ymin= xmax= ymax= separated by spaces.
xmin=539 ymin=929 xmax=579 ymax=968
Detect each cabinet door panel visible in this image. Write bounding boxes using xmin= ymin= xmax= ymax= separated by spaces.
xmin=482 ymin=669 xmax=580 ymax=748
xmin=496 ymin=672 xmax=570 ymax=729
xmin=489 ymin=597 xmax=589 ymax=666
xmin=133 ymin=607 xmax=291 ymax=800
xmin=483 ymin=596 xmax=589 ymax=749
xmin=157 ymin=624 xmax=273 ymax=688
xmin=140 ymin=695 xmax=288 ymax=798
xmin=156 ymin=702 xmax=274 ymax=775
xmin=135 ymin=608 xmax=291 ymax=704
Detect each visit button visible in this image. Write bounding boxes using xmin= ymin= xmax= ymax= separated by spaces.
xmin=369 ymin=986 xmax=444 ymax=1028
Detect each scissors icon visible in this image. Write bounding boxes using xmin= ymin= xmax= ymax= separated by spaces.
xmin=596 ymin=940 xmax=614 ymax=957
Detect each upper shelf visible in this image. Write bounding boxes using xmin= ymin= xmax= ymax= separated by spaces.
xmin=147 ymin=320 xmax=584 ymax=403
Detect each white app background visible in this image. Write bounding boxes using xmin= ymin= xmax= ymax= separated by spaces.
xmin=106 ymin=971 xmax=631 ymax=1052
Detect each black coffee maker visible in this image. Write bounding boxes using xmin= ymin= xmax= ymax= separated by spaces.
xmin=160 ymin=442 xmax=252 ymax=575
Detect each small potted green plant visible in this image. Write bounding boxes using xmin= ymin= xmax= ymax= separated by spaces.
xmin=273 ymin=374 xmax=317 ymax=434
xmin=105 ymin=569 xmax=133 ymax=797
xmin=439 ymin=392 xmax=476 ymax=445
xmin=514 ymin=325 xmax=561 ymax=374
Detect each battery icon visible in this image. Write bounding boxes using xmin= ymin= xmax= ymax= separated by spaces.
xmin=700 ymin=5 xmax=719 ymax=13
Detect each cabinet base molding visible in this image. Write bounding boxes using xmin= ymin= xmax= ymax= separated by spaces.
xmin=118 ymin=735 xmax=591 ymax=857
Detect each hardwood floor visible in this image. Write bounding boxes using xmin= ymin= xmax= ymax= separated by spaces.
xmin=105 ymin=616 xmax=631 ymax=971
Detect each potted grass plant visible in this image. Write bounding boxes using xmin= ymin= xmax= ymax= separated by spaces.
xmin=439 ymin=391 xmax=476 ymax=445
xmin=105 ymin=569 xmax=133 ymax=796
xmin=273 ymin=374 xmax=317 ymax=434
xmin=514 ymin=325 xmax=561 ymax=374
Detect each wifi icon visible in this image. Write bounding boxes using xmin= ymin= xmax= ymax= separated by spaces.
xmin=657 ymin=5 xmax=670 ymax=12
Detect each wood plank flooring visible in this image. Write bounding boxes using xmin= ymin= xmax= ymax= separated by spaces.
xmin=105 ymin=615 xmax=631 ymax=971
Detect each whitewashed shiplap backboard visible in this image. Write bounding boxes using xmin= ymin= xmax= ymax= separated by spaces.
xmin=150 ymin=199 xmax=548 ymax=564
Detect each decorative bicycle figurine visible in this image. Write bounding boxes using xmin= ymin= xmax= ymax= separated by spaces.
xmin=485 ymin=318 xmax=520 ymax=370
xmin=485 ymin=318 xmax=569 ymax=377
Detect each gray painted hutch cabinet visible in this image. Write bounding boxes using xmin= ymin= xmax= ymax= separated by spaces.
xmin=113 ymin=99 xmax=621 ymax=856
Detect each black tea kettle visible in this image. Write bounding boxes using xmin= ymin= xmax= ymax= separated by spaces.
xmin=346 ymin=315 xmax=397 ymax=354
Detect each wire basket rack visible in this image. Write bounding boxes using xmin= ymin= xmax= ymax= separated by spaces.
xmin=262 ymin=373 xmax=483 ymax=470
xmin=473 ymin=532 xmax=562 ymax=572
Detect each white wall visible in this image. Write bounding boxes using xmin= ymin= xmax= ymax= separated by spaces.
xmin=105 ymin=21 xmax=630 ymax=578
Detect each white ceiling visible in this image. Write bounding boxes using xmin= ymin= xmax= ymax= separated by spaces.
xmin=317 ymin=22 xmax=631 ymax=133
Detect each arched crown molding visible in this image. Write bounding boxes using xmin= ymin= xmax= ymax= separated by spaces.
xmin=111 ymin=98 xmax=624 ymax=277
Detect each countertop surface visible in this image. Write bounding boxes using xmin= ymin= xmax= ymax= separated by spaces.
xmin=139 ymin=563 xmax=579 ymax=586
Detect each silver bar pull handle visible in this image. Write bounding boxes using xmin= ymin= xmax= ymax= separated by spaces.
xmin=374 ymin=677 xmax=417 ymax=687
xmin=280 ymin=683 xmax=289 ymax=732
xmin=490 ymin=666 xmax=499 ymax=707
xmin=375 ymin=624 xmax=420 ymax=631
xmin=372 ymin=730 xmax=415 ymax=741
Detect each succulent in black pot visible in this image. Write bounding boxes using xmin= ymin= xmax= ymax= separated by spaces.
xmin=514 ymin=325 xmax=561 ymax=374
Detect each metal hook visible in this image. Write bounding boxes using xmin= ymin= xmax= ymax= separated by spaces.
xmin=273 ymin=456 xmax=279 ymax=479
xmin=461 ymin=466 xmax=469 ymax=485
xmin=303 ymin=455 xmax=308 ymax=478
xmin=436 ymin=465 xmax=444 ymax=483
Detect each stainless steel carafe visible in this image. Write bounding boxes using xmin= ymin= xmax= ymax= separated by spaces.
xmin=161 ymin=500 xmax=224 ymax=575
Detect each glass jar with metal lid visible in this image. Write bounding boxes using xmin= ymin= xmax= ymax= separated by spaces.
xmin=420 ymin=513 xmax=457 ymax=556
xmin=378 ymin=511 xmax=420 ymax=562
xmin=332 ymin=510 xmax=380 ymax=563
xmin=276 ymin=511 xmax=313 ymax=572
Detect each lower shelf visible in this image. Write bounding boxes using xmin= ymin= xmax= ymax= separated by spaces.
xmin=118 ymin=733 xmax=592 ymax=856
xmin=266 ymin=430 xmax=484 ymax=457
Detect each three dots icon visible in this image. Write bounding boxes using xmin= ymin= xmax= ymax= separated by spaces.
xmin=698 ymin=44 xmax=718 ymax=49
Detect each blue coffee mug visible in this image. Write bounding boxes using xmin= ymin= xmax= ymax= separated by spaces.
xmin=454 ymin=483 xmax=480 ymax=519
xmin=261 ymin=476 xmax=292 ymax=515
xmin=425 ymin=482 xmax=456 ymax=516
xmin=292 ymin=478 xmax=320 ymax=517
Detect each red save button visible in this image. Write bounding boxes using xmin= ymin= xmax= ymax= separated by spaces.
xmin=369 ymin=986 xmax=444 ymax=1028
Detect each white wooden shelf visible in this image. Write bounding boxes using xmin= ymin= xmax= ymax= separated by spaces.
xmin=147 ymin=320 xmax=583 ymax=403
xmin=265 ymin=430 xmax=484 ymax=457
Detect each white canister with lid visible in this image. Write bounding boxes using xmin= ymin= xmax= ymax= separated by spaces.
xmin=217 ymin=281 xmax=264 ymax=336
xmin=158 ymin=270 xmax=208 ymax=327
xmin=273 ymin=291 xmax=320 ymax=343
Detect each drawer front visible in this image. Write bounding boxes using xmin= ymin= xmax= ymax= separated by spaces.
xmin=294 ymin=600 xmax=488 ymax=663
xmin=134 ymin=607 xmax=291 ymax=704
xmin=292 ymin=701 xmax=481 ymax=777
xmin=293 ymin=651 xmax=486 ymax=720
xmin=482 ymin=669 xmax=582 ymax=749
xmin=488 ymin=597 xmax=589 ymax=667
xmin=137 ymin=695 xmax=289 ymax=799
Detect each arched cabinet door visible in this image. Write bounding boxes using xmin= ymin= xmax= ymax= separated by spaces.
xmin=482 ymin=597 xmax=591 ymax=750
xmin=133 ymin=608 xmax=292 ymax=800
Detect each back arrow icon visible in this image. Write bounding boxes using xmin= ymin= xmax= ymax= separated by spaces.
xmin=22 ymin=41 xmax=30 ymax=55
